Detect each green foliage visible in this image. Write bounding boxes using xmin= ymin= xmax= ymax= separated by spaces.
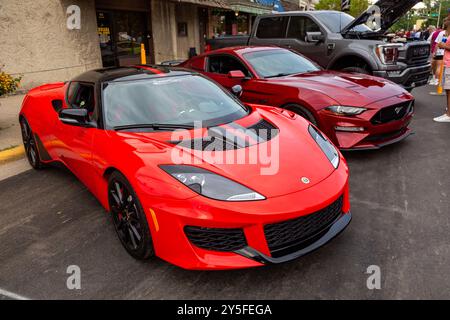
xmin=391 ymin=0 xmax=450 ymax=32
xmin=315 ymin=0 xmax=370 ymax=18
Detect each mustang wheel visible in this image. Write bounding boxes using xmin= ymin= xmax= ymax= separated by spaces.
xmin=20 ymin=117 xmax=43 ymax=169
xmin=108 ymin=171 xmax=154 ymax=260
xmin=284 ymin=104 xmax=318 ymax=126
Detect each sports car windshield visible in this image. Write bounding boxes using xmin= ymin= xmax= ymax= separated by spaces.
xmin=244 ymin=50 xmax=319 ymax=78
xmin=102 ymin=75 xmax=248 ymax=129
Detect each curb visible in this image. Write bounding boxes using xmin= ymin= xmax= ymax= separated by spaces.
xmin=0 ymin=145 xmax=25 ymax=164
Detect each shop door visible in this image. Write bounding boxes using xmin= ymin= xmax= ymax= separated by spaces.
xmin=97 ymin=10 xmax=153 ymax=67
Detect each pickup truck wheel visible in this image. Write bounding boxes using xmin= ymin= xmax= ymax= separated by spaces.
xmin=284 ymin=104 xmax=318 ymax=126
xmin=341 ymin=66 xmax=371 ymax=75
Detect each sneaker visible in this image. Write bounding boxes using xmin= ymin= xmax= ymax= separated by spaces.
xmin=433 ymin=114 xmax=450 ymax=122
xmin=429 ymin=78 xmax=438 ymax=85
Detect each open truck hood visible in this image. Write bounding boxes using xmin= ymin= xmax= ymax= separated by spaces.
xmin=341 ymin=0 xmax=422 ymax=35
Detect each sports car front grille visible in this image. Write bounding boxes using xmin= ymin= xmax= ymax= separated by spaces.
xmin=184 ymin=226 xmax=247 ymax=252
xmin=371 ymin=101 xmax=413 ymax=125
xmin=264 ymin=196 xmax=344 ymax=258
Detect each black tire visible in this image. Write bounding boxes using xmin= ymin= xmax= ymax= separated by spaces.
xmin=284 ymin=104 xmax=318 ymax=126
xmin=341 ymin=66 xmax=371 ymax=75
xmin=108 ymin=171 xmax=155 ymax=260
xmin=20 ymin=117 xmax=43 ymax=170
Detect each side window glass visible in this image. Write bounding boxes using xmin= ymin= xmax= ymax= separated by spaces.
xmin=287 ymin=17 xmax=321 ymax=41
xmin=208 ymin=56 xmax=249 ymax=76
xmin=190 ymin=57 xmax=206 ymax=71
xmin=256 ymin=17 xmax=288 ymax=38
xmin=67 ymin=82 xmax=95 ymax=114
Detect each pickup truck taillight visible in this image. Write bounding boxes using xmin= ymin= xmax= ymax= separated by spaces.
xmin=376 ymin=44 xmax=401 ymax=65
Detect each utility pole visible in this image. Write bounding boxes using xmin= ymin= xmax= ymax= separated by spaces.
xmin=437 ymin=0 xmax=443 ymax=28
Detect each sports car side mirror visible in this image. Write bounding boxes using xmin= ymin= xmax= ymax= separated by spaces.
xmin=228 ymin=70 xmax=246 ymax=79
xmin=59 ymin=108 xmax=93 ymax=127
xmin=231 ymin=85 xmax=243 ymax=98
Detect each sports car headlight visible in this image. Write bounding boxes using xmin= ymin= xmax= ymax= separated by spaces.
xmin=308 ymin=125 xmax=340 ymax=169
xmin=160 ymin=165 xmax=266 ymax=201
xmin=325 ymin=106 xmax=367 ymax=116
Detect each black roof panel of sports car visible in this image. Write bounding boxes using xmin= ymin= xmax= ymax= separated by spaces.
xmin=72 ymin=65 xmax=195 ymax=84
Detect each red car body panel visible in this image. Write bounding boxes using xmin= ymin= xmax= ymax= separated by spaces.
xmin=20 ymin=67 xmax=351 ymax=270
xmin=179 ymin=46 xmax=415 ymax=150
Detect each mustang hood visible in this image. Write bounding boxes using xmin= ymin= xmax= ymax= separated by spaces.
xmin=341 ymin=0 xmax=422 ymax=35
xmin=271 ymin=71 xmax=407 ymax=107
xmin=115 ymin=109 xmax=339 ymax=198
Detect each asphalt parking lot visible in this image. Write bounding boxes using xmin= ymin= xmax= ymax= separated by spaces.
xmin=0 ymin=85 xmax=449 ymax=300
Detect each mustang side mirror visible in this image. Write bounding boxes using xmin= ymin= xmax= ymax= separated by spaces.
xmin=306 ymin=32 xmax=325 ymax=44
xmin=59 ymin=108 xmax=93 ymax=127
xmin=231 ymin=85 xmax=243 ymax=98
xmin=228 ymin=70 xmax=246 ymax=79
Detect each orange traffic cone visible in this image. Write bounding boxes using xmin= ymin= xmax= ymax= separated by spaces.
xmin=431 ymin=62 xmax=446 ymax=96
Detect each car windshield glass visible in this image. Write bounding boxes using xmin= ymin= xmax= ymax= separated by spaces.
xmin=244 ymin=49 xmax=319 ymax=78
xmin=102 ymin=75 xmax=248 ymax=129
xmin=315 ymin=12 xmax=372 ymax=33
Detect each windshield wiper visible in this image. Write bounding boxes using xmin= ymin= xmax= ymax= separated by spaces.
xmin=113 ymin=123 xmax=195 ymax=131
xmin=265 ymin=73 xmax=294 ymax=79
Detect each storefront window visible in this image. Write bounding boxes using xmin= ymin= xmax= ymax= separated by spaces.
xmin=96 ymin=10 xmax=150 ymax=67
xmin=210 ymin=10 xmax=252 ymax=37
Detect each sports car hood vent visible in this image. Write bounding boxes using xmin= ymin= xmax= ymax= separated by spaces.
xmin=170 ymin=119 xmax=279 ymax=151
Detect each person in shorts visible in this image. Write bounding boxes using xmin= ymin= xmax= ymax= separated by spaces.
xmin=434 ymin=19 xmax=450 ymax=122
xmin=429 ymin=28 xmax=445 ymax=86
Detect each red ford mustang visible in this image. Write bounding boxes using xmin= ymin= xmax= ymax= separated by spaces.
xmin=19 ymin=66 xmax=350 ymax=270
xmin=179 ymin=46 xmax=415 ymax=150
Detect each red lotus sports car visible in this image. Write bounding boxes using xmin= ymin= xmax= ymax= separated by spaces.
xmin=179 ymin=46 xmax=415 ymax=151
xmin=19 ymin=65 xmax=351 ymax=270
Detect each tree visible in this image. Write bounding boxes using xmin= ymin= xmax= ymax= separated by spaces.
xmin=315 ymin=0 xmax=370 ymax=18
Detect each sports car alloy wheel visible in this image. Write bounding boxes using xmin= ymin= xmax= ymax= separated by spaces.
xmin=108 ymin=172 xmax=154 ymax=260
xmin=20 ymin=118 xmax=42 ymax=169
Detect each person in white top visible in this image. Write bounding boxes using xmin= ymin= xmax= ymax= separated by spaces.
xmin=429 ymin=29 xmax=445 ymax=86
xmin=434 ymin=19 xmax=450 ymax=122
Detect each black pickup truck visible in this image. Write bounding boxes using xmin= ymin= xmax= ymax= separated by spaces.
xmin=206 ymin=0 xmax=431 ymax=91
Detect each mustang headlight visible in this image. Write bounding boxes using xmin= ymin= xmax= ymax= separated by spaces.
xmin=308 ymin=125 xmax=340 ymax=169
xmin=160 ymin=165 xmax=265 ymax=201
xmin=325 ymin=106 xmax=367 ymax=116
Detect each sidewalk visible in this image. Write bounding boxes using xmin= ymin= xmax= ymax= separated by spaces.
xmin=0 ymin=94 xmax=25 ymax=161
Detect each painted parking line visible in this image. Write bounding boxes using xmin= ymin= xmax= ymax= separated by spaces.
xmin=0 ymin=287 xmax=30 ymax=300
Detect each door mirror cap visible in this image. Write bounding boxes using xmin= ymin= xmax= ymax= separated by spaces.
xmin=228 ymin=70 xmax=246 ymax=79
xmin=59 ymin=108 xmax=94 ymax=127
xmin=306 ymin=32 xmax=325 ymax=43
xmin=231 ymin=85 xmax=243 ymax=98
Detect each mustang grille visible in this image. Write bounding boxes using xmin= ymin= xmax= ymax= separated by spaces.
xmin=364 ymin=129 xmax=406 ymax=142
xmin=264 ymin=196 xmax=344 ymax=258
xmin=371 ymin=101 xmax=413 ymax=125
xmin=184 ymin=226 xmax=247 ymax=252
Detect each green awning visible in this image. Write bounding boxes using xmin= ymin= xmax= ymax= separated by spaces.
xmin=170 ymin=0 xmax=230 ymax=9
xmin=229 ymin=4 xmax=272 ymax=15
